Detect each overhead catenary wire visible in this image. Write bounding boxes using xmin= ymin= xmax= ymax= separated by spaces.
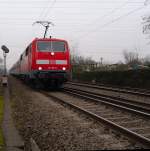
xmin=0 ymin=0 xmax=148 ymax=40
xmin=1 ymin=0 xmax=149 ymax=68
xmin=79 ymin=0 xmax=131 ymax=30
xmin=0 ymin=6 xmax=146 ymax=28
xmin=0 ymin=0 xmax=144 ymax=3
xmin=39 ymin=0 xmax=57 ymax=20
xmin=144 ymin=0 xmax=150 ymax=5
xmin=38 ymin=0 xmax=56 ymax=20
xmin=77 ymin=5 xmax=146 ymax=40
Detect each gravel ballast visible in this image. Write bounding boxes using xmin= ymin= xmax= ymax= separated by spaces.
xmin=9 ymin=77 xmax=140 ymax=150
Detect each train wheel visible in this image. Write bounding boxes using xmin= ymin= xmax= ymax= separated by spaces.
xmin=54 ymin=81 xmax=64 ymax=90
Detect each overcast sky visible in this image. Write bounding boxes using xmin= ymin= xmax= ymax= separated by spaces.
xmin=0 ymin=0 xmax=150 ymax=69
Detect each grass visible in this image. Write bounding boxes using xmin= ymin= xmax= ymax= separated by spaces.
xmin=0 ymin=96 xmax=4 ymax=150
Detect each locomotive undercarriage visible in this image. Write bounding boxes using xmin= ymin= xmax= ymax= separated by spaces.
xmin=24 ymin=70 xmax=69 ymax=89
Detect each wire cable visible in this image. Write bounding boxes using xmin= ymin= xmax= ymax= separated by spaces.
xmin=79 ymin=0 xmax=131 ymax=31
xmin=40 ymin=0 xmax=57 ymax=20
xmin=38 ymin=0 xmax=56 ymax=19
xmin=78 ymin=5 xmax=146 ymax=40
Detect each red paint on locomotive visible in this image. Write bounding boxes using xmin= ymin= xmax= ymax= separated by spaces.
xmin=10 ymin=38 xmax=71 ymax=88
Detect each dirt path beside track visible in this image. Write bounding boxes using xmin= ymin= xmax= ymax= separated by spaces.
xmin=2 ymin=85 xmax=24 ymax=151
xmin=9 ymin=76 xmax=140 ymax=150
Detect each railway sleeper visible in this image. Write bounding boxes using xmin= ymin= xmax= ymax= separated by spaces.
xmin=100 ymin=113 xmax=125 ymax=118
xmin=92 ymin=111 xmax=111 ymax=115
xmin=143 ymin=134 xmax=150 ymax=139
xmin=45 ymin=92 xmax=150 ymax=148
xmin=107 ymin=117 xmax=131 ymax=123
xmin=118 ymin=120 xmax=145 ymax=128
xmin=130 ymin=127 xmax=150 ymax=134
xmin=84 ymin=106 xmax=107 ymax=111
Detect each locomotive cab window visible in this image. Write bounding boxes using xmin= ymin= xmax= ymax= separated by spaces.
xmin=20 ymin=54 xmax=23 ymax=60
xmin=37 ymin=41 xmax=65 ymax=52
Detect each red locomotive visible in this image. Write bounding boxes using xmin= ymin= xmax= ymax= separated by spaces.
xmin=10 ymin=37 xmax=71 ymax=89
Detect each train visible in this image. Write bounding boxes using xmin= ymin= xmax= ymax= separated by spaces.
xmin=10 ymin=37 xmax=71 ymax=89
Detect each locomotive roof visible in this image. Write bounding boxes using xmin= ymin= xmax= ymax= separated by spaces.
xmin=32 ymin=38 xmax=68 ymax=43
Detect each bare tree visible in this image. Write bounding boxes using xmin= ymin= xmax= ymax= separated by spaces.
xmin=143 ymin=0 xmax=150 ymax=41
xmin=70 ymin=42 xmax=79 ymax=58
xmin=71 ymin=55 xmax=96 ymax=65
xmin=123 ymin=50 xmax=141 ymax=66
xmin=142 ymin=55 xmax=150 ymax=66
xmin=70 ymin=42 xmax=96 ymax=65
xmin=143 ymin=16 xmax=150 ymax=35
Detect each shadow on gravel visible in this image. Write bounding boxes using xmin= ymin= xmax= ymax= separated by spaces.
xmin=15 ymin=77 xmax=64 ymax=92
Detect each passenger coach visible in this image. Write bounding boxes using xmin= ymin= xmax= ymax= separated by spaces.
xmin=10 ymin=38 xmax=71 ymax=88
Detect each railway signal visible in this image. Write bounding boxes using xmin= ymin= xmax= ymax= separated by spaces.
xmin=1 ymin=45 xmax=9 ymax=75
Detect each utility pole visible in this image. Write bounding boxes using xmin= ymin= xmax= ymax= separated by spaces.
xmin=33 ymin=21 xmax=54 ymax=38
xmin=100 ymin=57 xmax=103 ymax=65
xmin=3 ymin=51 xmax=6 ymax=75
xmin=1 ymin=45 xmax=9 ymax=75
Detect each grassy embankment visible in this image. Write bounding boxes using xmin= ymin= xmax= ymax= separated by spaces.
xmin=0 ymin=86 xmax=4 ymax=150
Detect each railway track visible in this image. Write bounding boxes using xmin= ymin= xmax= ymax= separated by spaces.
xmin=67 ymin=82 xmax=150 ymax=97
xmin=63 ymin=87 xmax=150 ymax=115
xmin=42 ymin=89 xmax=150 ymax=148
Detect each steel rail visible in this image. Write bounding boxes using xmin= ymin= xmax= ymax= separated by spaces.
xmin=63 ymin=88 xmax=150 ymax=118
xmin=43 ymin=92 xmax=150 ymax=148
xmin=73 ymin=82 xmax=150 ymax=93
xmin=64 ymin=87 xmax=150 ymax=114
xmin=67 ymin=82 xmax=150 ymax=97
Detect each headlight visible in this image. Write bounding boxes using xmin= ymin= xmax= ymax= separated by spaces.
xmin=62 ymin=67 xmax=66 ymax=70
xmin=51 ymin=52 xmax=55 ymax=56
xmin=38 ymin=67 xmax=42 ymax=70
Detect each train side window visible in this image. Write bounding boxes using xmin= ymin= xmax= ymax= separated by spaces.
xmin=25 ymin=47 xmax=29 ymax=56
xmin=29 ymin=45 xmax=32 ymax=53
xmin=20 ymin=54 xmax=23 ymax=60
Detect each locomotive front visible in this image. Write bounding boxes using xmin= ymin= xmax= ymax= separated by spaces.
xmin=31 ymin=38 xmax=71 ymax=88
